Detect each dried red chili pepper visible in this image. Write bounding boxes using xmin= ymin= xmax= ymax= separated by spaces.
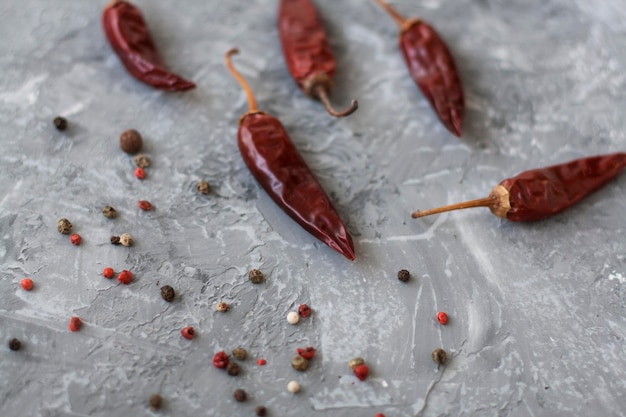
xmin=412 ymin=153 xmax=626 ymax=222
xmin=225 ymin=49 xmax=355 ymax=261
xmin=102 ymin=1 xmax=195 ymax=91
xmin=375 ymin=0 xmax=464 ymax=137
xmin=278 ymin=0 xmax=358 ymax=117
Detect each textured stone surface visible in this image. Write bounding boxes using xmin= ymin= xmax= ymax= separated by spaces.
xmin=1 ymin=0 xmax=626 ymax=416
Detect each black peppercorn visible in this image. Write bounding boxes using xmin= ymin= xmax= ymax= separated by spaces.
xmin=134 ymin=154 xmax=150 ymax=168
xmin=255 ymin=405 xmax=267 ymax=416
xmin=110 ymin=235 xmax=121 ymax=245
xmin=149 ymin=393 xmax=163 ymax=411
xmin=8 ymin=338 xmax=21 ymax=351
xmin=53 ymin=116 xmax=68 ymax=131
xmin=102 ymin=205 xmax=117 ymax=219
xmin=233 ymin=389 xmax=247 ymax=402
xmin=397 ymin=269 xmax=410 ymax=282
xmin=432 ymin=348 xmax=448 ymax=365
xmin=291 ymin=355 xmax=309 ymax=372
xmin=226 ymin=361 xmax=241 ymax=376
xmin=248 ymin=269 xmax=264 ymax=284
xmin=197 ymin=181 xmax=211 ymax=195
xmin=160 ymin=285 xmax=175 ymax=302
xmin=120 ymin=129 xmax=143 ymax=154
xmin=57 ymin=218 xmax=72 ymax=234
xmin=232 ymin=347 xmax=247 ymax=360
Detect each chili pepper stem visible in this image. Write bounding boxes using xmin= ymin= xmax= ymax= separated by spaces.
xmin=375 ymin=0 xmax=408 ymax=26
xmin=225 ymin=48 xmax=260 ymax=114
xmin=411 ymin=196 xmax=496 ymax=218
xmin=313 ymin=85 xmax=358 ymax=118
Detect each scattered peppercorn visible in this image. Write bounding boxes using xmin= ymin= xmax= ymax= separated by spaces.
xmin=138 ymin=200 xmax=153 ymax=211
xmin=135 ymin=167 xmax=146 ymax=180
xmin=432 ymin=348 xmax=448 ymax=365
xmin=216 ymin=301 xmax=230 ymax=312
xmin=181 ymin=326 xmax=195 ymax=340
xmin=119 ymin=233 xmax=133 ymax=247
xmin=110 ymin=235 xmax=121 ymax=245
xmin=134 ymin=154 xmax=150 ymax=168
xmin=257 ymin=358 xmax=267 ymax=366
xmin=437 ymin=311 xmax=449 ymax=325
xmin=20 ymin=278 xmax=34 ymax=291
xmin=233 ymin=389 xmax=247 ymax=402
xmin=397 ymin=269 xmax=410 ymax=282
xmin=354 ymin=364 xmax=370 ymax=381
xmin=287 ymin=311 xmax=299 ymax=324
xmin=291 ymin=355 xmax=309 ymax=371
xmin=69 ymin=316 xmax=82 ymax=332
xmin=226 ymin=361 xmax=241 ymax=376
xmin=286 ymin=381 xmax=300 ymax=393
xmin=160 ymin=285 xmax=175 ymax=302
xmin=102 ymin=267 xmax=115 ymax=279
xmin=8 ymin=338 xmax=22 ymax=351
xmin=298 ymin=304 xmax=312 ymax=318
xmin=375 ymin=414 xmax=386 ymax=417
xmin=149 ymin=394 xmax=163 ymax=411
xmin=117 ymin=269 xmax=133 ymax=284
xmin=232 ymin=347 xmax=248 ymax=360
xmin=57 ymin=218 xmax=72 ymax=234
xmin=255 ymin=405 xmax=267 ymax=416
xmin=102 ymin=205 xmax=117 ymax=219
xmin=248 ymin=269 xmax=264 ymax=284
xmin=70 ymin=233 xmax=82 ymax=246
xmin=197 ymin=180 xmax=211 ymax=195
xmin=348 ymin=357 xmax=365 ymax=371
xmin=213 ymin=351 xmax=229 ymax=368
xmin=53 ymin=116 xmax=68 ymax=131
xmin=120 ymin=129 xmax=143 ymax=154
xmin=297 ymin=346 xmax=316 ymax=360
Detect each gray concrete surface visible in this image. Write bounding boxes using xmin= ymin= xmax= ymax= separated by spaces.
xmin=1 ymin=0 xmax=625 ymax=416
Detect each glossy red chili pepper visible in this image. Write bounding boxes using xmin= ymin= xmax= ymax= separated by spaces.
xmin=412 ymin=153 xmax=626 ymax=222
xmin=102 ymin=1 xmax=195 ymax=91
xmin=376 ymin=0 xmax=464 ymax=137
xmin=278 ymin=0 xmax=358 ymax=117
xmin=225 ymin=49 xmax=355 ymax=261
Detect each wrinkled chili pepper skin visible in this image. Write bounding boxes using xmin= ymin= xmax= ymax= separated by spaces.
xmin=102 ymin=1 xmax=195 ymax=91
xmin=400 ymin=20 xmax=464 ymax=137
xmin=278 ymin=0 xmax=335 ymax=93
xmin=238 ymin=112 xmax=355 ymax=261
xmin=502 ymin=153 xmax=626 ymax=222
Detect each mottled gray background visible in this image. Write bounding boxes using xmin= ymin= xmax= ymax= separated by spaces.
xmin=1 ymin=0 xmax=625 ymax=416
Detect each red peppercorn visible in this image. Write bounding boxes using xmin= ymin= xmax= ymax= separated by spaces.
xmin=117 ymin=270 xmax=133 ymax=285
xmin=375 ymin=414 xmax=386 ymax=417
xmin=256 ymin=358 xmax=267 ymax=366
xmin=20 ymin=278 xmax=34 ymax=291
xmin=102 ymin=267 xmax=115 ymax=279
xmin=70 ymin=233 xmax=82 ymax=246
xmin=437 ymin=311 xmax=449 ymax=325
xmin=69 ymin=316 xmax=82 ymax=332
xmin=134 ymin=167 xmax=146 ymax=179
xmin=213 ymin=351 xmax=229 ymax=369
xmin=297 ymin=346 xmax=316 ymax=360
xmin=181 ymin=326 xmax=195 ymax=340
xmin=354 ymin=364 xmax=370 ymax=381
xmin=137 ymin=200 xmax=152 ymax=211
xmin=298 ymin=303 xmax=312 ymax=318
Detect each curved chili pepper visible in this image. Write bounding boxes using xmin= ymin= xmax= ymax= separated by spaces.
xmin=411 ymin=153 xmax=626 ymax=222
xmin=278 ymin=0 xmax=358 ymax=117
xmin=375 ymin=0 xmax=464 ymax=137
xmin=102 ymin=0 xmax=195 ymax=91
xmin=225 ymin=49 xmax=355 ymax=260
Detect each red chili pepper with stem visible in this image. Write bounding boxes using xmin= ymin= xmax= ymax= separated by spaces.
xmin=412 ymin=153 xmax=626 ymax=222
xmin=278 ymin=0 xmax=358 ymax=117
xmin=375 ymin=0 xmax=464 ymax=137
xmin=225 ymin=49 xmax=355 ymax=261
xmin=102 ymin=0 xmax=195 ymax=91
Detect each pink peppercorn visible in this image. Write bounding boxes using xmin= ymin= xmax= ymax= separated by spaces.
xmin=117 ymin=270 xmax=133 ymax=285
xmin=69 ymin=316 xmax=82 ymax=332
xmin=181 ymin=326 xmax=195 ymax=340
xmin=21 ymin=278 xmax=34 ymax=291
xmin=134 ymin=167 xmax=146 ymax=180
xmin=437 ymin=311 xmax=449 ymax=325
xmin=70 ymin=233 xmax=82 ymax=246
xmin=213 ymin=351 xmax=229 ymax=369
xmin=298 ymin=304 xmax=312 ymax=318
xmin=137 ymin=200 xmax=152 ymax=211
xmin=297 ymin=347 xmax=316 ymax=360
xmin=354 ymin=364 xmax=370 ymax=381
xmin=102 ymin=267 xmax=115 ymax=279
xmin=257 ymin=358 xmax=267 ymax=366
xmin=375 ymin=414 xmax=386 ymax=417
